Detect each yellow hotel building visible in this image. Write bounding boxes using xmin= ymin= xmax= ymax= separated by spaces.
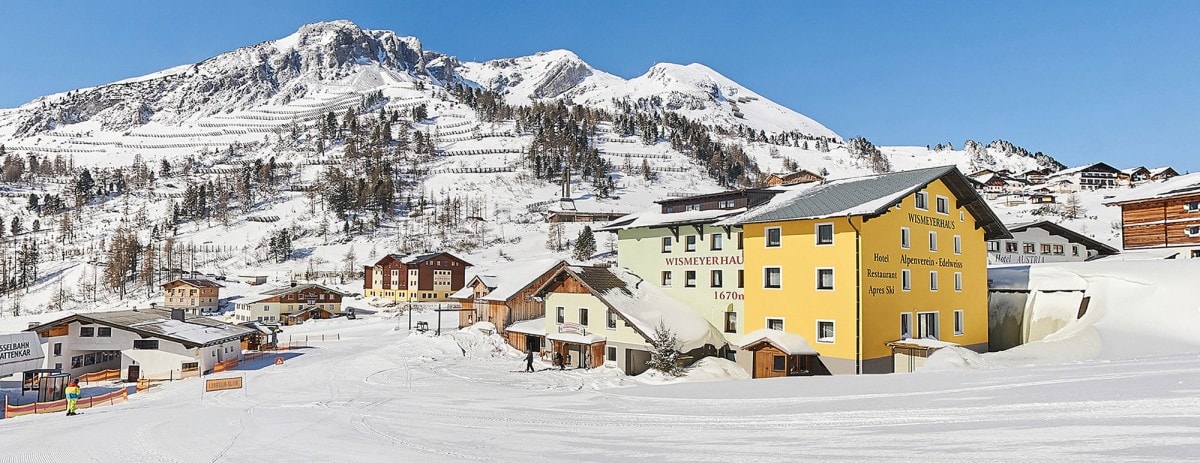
xmin=723 ymin=166 xmax=1010 ymax=375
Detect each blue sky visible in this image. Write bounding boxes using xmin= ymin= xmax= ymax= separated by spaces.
xmin=2 ymin=1 xmax=1197 ymax=171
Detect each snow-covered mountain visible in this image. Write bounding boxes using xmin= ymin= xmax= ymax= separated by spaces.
xmin=0 ymin=20 xmax=1086 ymax=319
xmin=456 ymin=51 xmax=839 ymax=139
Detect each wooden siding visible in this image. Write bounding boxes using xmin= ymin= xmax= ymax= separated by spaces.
xmin=752 ymin=345 xmax=789 ymax=379
xmin=1120 ymin=194 xmax=1200 ymax=249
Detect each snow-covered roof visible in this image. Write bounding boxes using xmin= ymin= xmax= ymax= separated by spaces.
xmin=1120 ymin=166 xmax=1148 ymax=175
xmin=594 ymin=267 xmax=728 ymax=352
xmin=887 ymin=337 xmax=960 ymax=350
xmin=715 ymin=166 xmax=1011 ymax=240
xmin=737 ymin=328 xmax=818 ymax=355
xmin=1048 ymin=162 xmax=1119 ymax=177
xmin=506 ymin=317 xmax=547 ymax=336
xmin=1104 ymin=173 xmax=1200 ymax=205
xmin=547 ymin=332 xmax=606 ymax=345
xmin=598 ymin=207 xmax=745 ymax=231
xmin=28 ymin=309 xmax=253 ymax=348
xmin=1149 ymin=166 xmax=1178 ymax=176
xmin=478 ymin=259 xmax=565 ymax=302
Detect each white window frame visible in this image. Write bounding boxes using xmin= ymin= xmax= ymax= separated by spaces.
xmin=954 ymin=310 xmax=965 ymax=336
xmin=765 ymin=227 xmax=782 ymax=248
xmin=606 ymin=309 xmax=617 ymax=331
xmin=763 ymin=267 xmax=782 ymax=289
xmin=900 ymin=227 xmax=911 ymax=249
xmin=815 ymin=267 xmax=835 ymax=291
xmin=605 ymin=346 xmax=617 ymax=362
xmin=901 ymin=269 xmax=911 ymax=291
xmin=916 ymin=311 xmax=939 ymax=339
xmin=1187 ymin=226 xmax=1200 ymax=237
xmin=1185 ymin=201 xmax=1200 ymax=212
xmin=816 ymin=320 xmax=835 ymax=344
xmin=929 ymin=231 xmax=938 ymax=252
xmin=935 ymin=195 xmax=950 ymax=215
xmin=953 ymin=235 xmax=962 ymax=255
xmin=815 ymin=223 xmax=834 ymax=246
xmin=766 ymin=317 xmax=785 ymax=331
xmin=914 ymin=191 xmax=928 ymax=210
xmin=930 ymin=271 xmax=939 ymax=292
xmin=900 ymin=312 xmax=912 ymax=339
xmin=954 ymin=272 xmax=963 ymax=292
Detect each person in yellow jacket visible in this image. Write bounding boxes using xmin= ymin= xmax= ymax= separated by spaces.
xmin=65 ymin=380 xmax=81 ymax=416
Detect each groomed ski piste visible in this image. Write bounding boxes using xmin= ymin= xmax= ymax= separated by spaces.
xmin=1 ymin=259 xmax=1198 ymax=461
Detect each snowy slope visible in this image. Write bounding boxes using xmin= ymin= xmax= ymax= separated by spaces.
xmin=0 ymin=19 xmax=1087 ymax=322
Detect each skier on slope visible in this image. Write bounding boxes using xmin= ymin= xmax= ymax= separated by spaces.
xmin=65 ymin=380 xmax=81 ymax=416
xmin=524 ymin=350 xmax=535 ymax=373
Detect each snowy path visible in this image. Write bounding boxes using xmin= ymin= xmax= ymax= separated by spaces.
xmin=3 ymin=315 xmax=1199 ymax=461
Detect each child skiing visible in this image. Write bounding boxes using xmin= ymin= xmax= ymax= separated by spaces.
xmin=65 ymin=379 xmax=81 ymax=416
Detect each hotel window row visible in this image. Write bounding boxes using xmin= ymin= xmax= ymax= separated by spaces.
xmin=661 ymin=270 xmax=744 ymax=288
xmin=901 ymin=228 xmax=961 ymax=254
xmin=900 ymin=310 xmax=965 ymax=339
xmin=992 ymin=241 xmax=1080 ymax=256
xmin=896 ymin=269 xmax=962 ymax=292
xmin=766 ymin=317 xmax=836 ymax=344
xmin=661 ymin=233 xmax=743 ymax=253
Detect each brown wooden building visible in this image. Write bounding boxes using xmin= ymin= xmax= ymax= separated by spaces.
xmin=1105 ymin=173 xmax=1200 ymax=258
xmin=737 ymin=329 xmax=820 ymax=378
xmin=364 ymin=252 xmax=471 ymax=303
xmin=450 ymin=259 xmax=567 ymax=334
xmin=764 ymin=170 xmax=825 ymax=187
xmin=656 ymin=188 xmax=782 ymax=214
xmin=161 ymin=279 xmax=222 ymax=315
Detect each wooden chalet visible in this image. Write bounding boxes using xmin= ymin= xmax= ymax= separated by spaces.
xmin=1149 ymin=167 xmax=1180 ymax=181
xmin=1047 ymin=162 xmax=1121 ymax=191
xmin=764 ymin=170 xmax=824 ymax=187
xmin=1118 ymin=166 xmax=1151 ymax=186
xmin=737 ymin=329 xmax=820 ymax=378
xmin=232 ymin=283 xmax=347 ymax=323
xmin=1104 ymin=173 xmax=1200 ymax=257
xmin=527 ymin=265 xmax=727 ymax=374
xmin=656 ymin=189 xmax=782 ymax=214
xmin=450 ymin=259 xmax=568 ymax=335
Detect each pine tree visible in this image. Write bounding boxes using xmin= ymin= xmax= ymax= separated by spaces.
xmin=646 ymin=321 xmax=683 ymax=376
xmin=75 ymin=169 xmax=95 ymax=202
xmin=573 ymin=226 xmax=596 ymax=261
xmin=641 ymin=159 xmax=654 ymax=181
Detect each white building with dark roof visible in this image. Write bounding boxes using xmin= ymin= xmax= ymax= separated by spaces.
xmin=26 ymin=308 xmax=254 ymax=381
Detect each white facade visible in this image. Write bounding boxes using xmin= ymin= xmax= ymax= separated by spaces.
xmin=36 ymin=320 xmax=243 ymax=380
xmin=988 ymin=227 xmax=1096 ymax=264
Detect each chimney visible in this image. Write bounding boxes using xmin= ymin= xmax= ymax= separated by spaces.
xmin=171 ymin=308 xmax=186 ymax=322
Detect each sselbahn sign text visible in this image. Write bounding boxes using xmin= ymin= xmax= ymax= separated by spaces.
xmin=205 ymin=377 xmax=244 ymax=392
xmin=0 ymin=341 xmax=32 ymax=361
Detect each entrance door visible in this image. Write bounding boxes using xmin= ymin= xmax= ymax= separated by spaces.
xmin=126 ymin=365 xmax=141 ymax=383
xmin=525 ymin=335 xmax=541 ymax=353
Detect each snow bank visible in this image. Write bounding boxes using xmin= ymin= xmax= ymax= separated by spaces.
xmin=638 ymin=357 xmax=750 ymax=384
xmin=933 ymin=259 xmax=1200 ymax=372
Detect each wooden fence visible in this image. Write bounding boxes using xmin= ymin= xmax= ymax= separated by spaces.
xmin=3 ymin=388 xmax=129 ymax=419
xmin=212 ymin=358 xmax=240 ymax=373
xmin=78 ymin=368 xmax=121 ymax=384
